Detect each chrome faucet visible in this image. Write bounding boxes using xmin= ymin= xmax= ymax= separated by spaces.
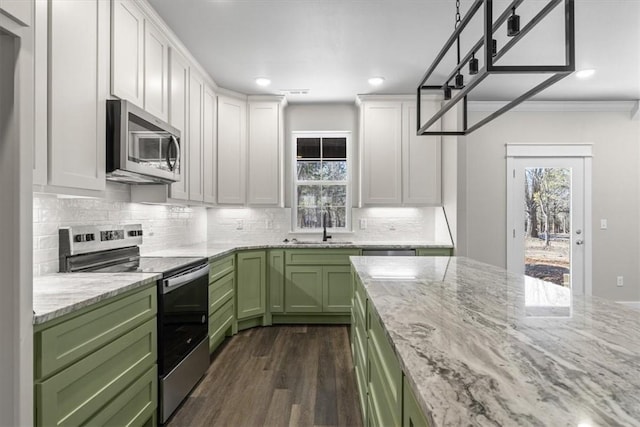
xmin=322 ymin=210 xmax=332 ymax=242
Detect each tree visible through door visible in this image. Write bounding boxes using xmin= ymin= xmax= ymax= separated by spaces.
xmin=524 ymin=167 xmax=571 ymax=287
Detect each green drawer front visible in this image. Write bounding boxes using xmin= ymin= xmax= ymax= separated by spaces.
xmin=36 ymin=318 xmax=157 ymax=427
xmin=35 ymin=285 xmax=156 ymax=380
xmin=368 ymin=342 xmax=401 ymax=427
xmin=355 ymin=358 xmax=368 ymax=427
xmin=354 ymin=318 xmax=367 ymax=373
xmin=285 ymin=249 xmax=361 ymax=265
xmin=354 ymin=278 xmax=367 ymax=327
xmin=209 ymin=254 xmax=235 ymax=283
xmin=368 ymin=308 xmax=402 ymax=425
xmin=85 ymin=364 xmax=157 ymax=427
xmin=209 ymin=271 xmax=234 ymax=315
xmin=416 ymin=248 xmax=452 ymax=256
xmin=209 ymin=299 xmax=234 ymax=350
xmin=403 ymin=376 xmax=430 ymax=427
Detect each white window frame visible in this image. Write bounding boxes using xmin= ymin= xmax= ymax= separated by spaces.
xmin=291 ymin=131 xmax=352 ymax=233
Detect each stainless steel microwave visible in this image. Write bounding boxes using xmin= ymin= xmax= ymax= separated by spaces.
xmin=106 ymin=99 xmax=182 ymax=184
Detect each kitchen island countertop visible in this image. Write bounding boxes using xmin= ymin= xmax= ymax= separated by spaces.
xmin=350 ymin=256 xmax=640 ymax=426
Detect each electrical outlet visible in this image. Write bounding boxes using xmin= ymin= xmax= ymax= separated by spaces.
xmin=617 ymin=276 xmax=624 ymax=287
xmin=359 ymin=219 xmax=367 ymax=230
xmin=265 ymin=219 xmax=273 ymax=230
xmin=600 ymin=219 xmax=608 ymax=230
xmin=236 ymin=219 xmax=244 ymax=230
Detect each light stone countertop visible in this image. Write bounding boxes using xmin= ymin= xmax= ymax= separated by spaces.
xmin=34 ymin=240 xmax=451 ymax=325
xmin=142 ymin=240 xmax=453 ymax=260
xmin=350 ymin=256 xmax=640 ymax=426
xmin=33 ymin=272 xmax=160 ymax=325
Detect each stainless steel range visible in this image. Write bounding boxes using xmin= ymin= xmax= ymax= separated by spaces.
xmin=59 ymin=224 xmax=209 ymax=424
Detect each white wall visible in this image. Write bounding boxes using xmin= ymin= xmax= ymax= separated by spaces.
xmin=284 ymin=103 xmax=359 ymax=206
xmin=462 ymin=107 xmax=640 ymax=301
xmin=33 ymin=183 xmax=207 ymax=275
xmin=0 ymin=11 xmax=34 ymax=425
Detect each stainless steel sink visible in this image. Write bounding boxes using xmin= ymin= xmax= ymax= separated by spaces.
xmin=286 ymin=240 xmax=353 ymax=245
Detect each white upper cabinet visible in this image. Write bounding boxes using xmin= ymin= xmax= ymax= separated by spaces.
xmin=188 ymin=69 xmax=204 ymax=202
xmin=112 ymin=0 xmax=168 ymax=121
xmin=48 ymin=0 xmax=108 ymax=191
xmin=402 ymin=103 xmax=441 ymax=205
xmin=359 ymin=96 xmax=441 ymax=206
xmin=217 ymin=95 xmax=247 ymax=205
xmin=168 ymin=47 xmax=189 ymax=200
xmin=203 ymin=85 xmax=217 ymax=204
xmin=0 ymin=0 xmax=31 ymax=26
xmin=247 ymin=97 xmax=285 ymax=206
xmin=111 ymin=0 xmax=144 ymax=107
xmin=361 ymin=102 xmax=403 ymax=205
xmin=143 ymin=20 xmax=169 ymax=121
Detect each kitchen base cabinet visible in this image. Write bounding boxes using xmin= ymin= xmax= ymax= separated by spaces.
xmin=33 ymin=285 xmax=158 ymax=427
xmin=416 ymin=248 xmax=453 ymax=256
xmin=323 ymin=265 xmax=352 ymax=312
xmin=281 ymin=249 xmax=360 ymax=320
xmin=236 ymin=250 xmax=267 ymax=321
xmin=285 ymin=266 xmax=323 ymax=313
xmin=403 ymin=376 xmax=431 ymax=427
xmin=352 ymin=271 xmax=433 ymax=427
xmin=209 ymin=255 xmax=237 ymax=353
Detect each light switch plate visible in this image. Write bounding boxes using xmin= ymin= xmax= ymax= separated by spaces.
xmin=359 ymin=219 xmax=367 ymax=230
xmin=600 ymin=219 xmax=607 ymax=230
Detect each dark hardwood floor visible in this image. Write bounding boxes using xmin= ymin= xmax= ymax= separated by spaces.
xmin=166 ymin=325 xmax=363 ymax=427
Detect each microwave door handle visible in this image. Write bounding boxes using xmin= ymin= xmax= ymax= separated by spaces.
xmin=166 ymin=135 xmax=180 ymax=172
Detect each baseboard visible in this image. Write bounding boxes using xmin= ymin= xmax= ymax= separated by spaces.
xmin=616 ymin=301 xmax=640 ymax=310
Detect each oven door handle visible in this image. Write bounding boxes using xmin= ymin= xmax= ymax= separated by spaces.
xmin=162 ymin=264 xmax=209 ymax=294
xmin=166 ymin=135 xmax=180 ymax=172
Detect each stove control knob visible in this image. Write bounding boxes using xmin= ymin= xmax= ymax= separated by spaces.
xmin=128 ymin=231 xmax=136 ymax=237
xmin=74 ymin=234 xmax=84 ymax=242
xmin=86 ymin=233 xmax=94 ymax=241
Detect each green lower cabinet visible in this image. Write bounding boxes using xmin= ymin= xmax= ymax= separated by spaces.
xmin=285 ymin=266 xmax=323 ymax=312
xmin=209 ymin=299 xmax=235 ymax=353
xmin=416 ymin=248 xmax=453 ymax=256
xmin=236 ymin=250 xmax=267 ymax=320
xmin=35 ymin=318 xmax=157 ymax=426
xmin=322 ymin=266 xmax=352 ymax=312
xmin=85 ymin=365 xmax=158 ymax=427
xmin=403 ymin=376 xmax=430 ymax=427
xmin=269 ymin=250 xmax=285 ymax=313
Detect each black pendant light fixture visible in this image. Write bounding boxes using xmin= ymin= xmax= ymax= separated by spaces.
xmin=416 ymin=0 xmax=575 ymax=136
xmin=507 ymin=7 xmax=521 ymax=36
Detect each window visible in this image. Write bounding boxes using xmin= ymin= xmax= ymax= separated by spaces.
xmin=292 ymin=132 xmax=350 ymax=231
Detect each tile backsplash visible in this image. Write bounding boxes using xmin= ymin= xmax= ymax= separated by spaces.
xmin=33 ymin=184 xmax=207 ymax=276
xmin=207 ymin=206 xmax=441 ymax=243
xmin=34 ymin=181 xmax=448 ymax=276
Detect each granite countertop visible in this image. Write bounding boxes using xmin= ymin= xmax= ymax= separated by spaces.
xmin=35 ymin=240 xmax=452 ymax=325
xmin=33 ymin=272 xmax=160 ymax=325
xmin=350 ymin=256 xmax=640 ymax=426
xmin=143 ymin=240 xmax=454 ymax=260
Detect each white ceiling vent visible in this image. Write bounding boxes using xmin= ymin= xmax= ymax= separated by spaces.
xmin=280 ymin=89 xmax=309 ymax=95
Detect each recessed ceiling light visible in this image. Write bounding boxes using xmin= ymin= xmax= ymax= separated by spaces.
xmin=255 ymin=77 xmax=271 ymax=87
xmin=368 ymin=77 xmax=385 ymax=86
xmin=576 ymin=69 xmax=595 ymax=79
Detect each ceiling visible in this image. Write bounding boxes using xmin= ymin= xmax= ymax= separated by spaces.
xmin=148 ymin=0 xmax=640 ymax=103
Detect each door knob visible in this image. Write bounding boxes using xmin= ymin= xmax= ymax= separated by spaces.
xmin=576 ymin=240 xmax=584 ymax=245
xmin=576 ymin=229 xmax=582 ymax=235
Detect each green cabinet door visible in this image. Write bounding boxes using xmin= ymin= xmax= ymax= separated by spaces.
xmin=285 ymin=266 xmax=323 ymax=313
xmin=403 ymin=376 xmax=430 ymax=427
xmin=416 ymin=248 xmax=452 ymax=256
xmin=269 ymin=250 xmax=285 ymax=313
xmin=322 ymin=265 xmax=352 ymax=313
xmin=236 ymin=251 xmax=266 ymax=320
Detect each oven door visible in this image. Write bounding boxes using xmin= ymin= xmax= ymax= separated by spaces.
xmin=158 ymin=264 xmax=209 ymax=377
